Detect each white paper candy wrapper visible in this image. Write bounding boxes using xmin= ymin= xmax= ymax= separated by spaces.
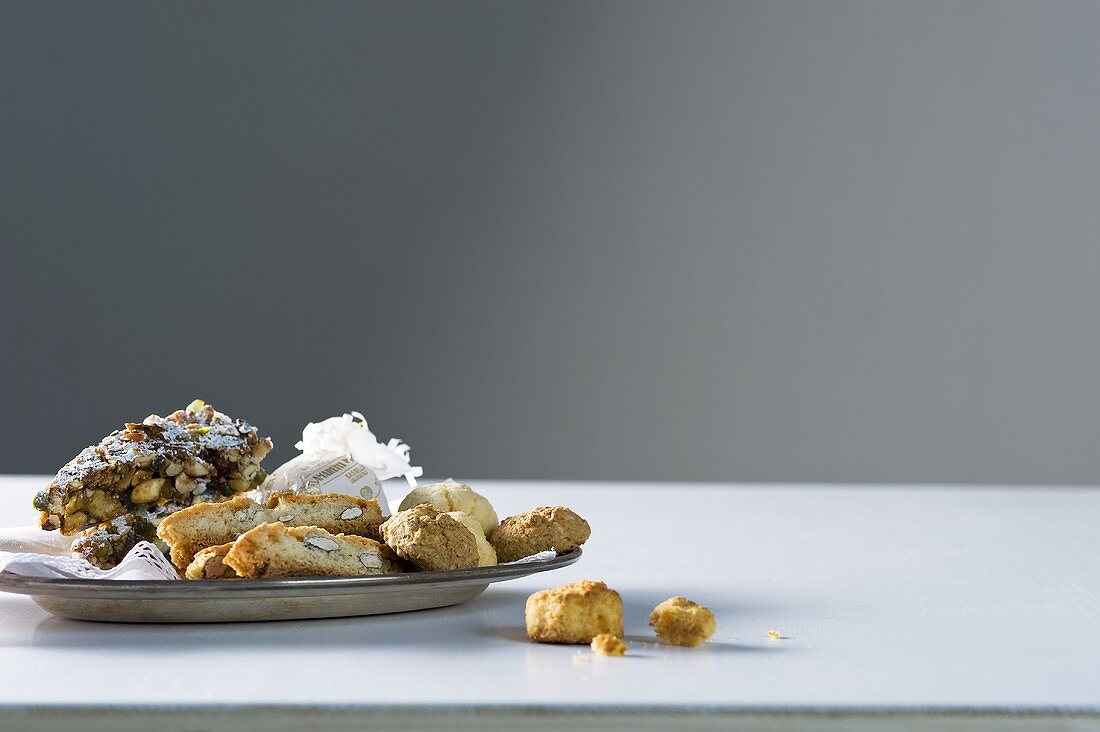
xmin=255 ymin=411 xmax=424 ymax=516
xmin=258 ymin=453 xmax=388 ymax=510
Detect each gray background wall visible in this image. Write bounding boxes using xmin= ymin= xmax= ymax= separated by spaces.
xmin=2 ymin=1 xmax=1099 ymax=484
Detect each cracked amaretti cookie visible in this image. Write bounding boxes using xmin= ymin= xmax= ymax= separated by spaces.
xmin=490 ymin=506 xmax=591 ymax=562
xmin=379 ymin=503 xmax=479 ymax=571
xmin=157 ymin=492 xmax=384 ymax=568
xmin=34 ymin=400 xmax=273 ymax=568
xmin=222 ymin=523 xmax=403 ymax=579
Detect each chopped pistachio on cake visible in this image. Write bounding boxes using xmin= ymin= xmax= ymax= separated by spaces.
xmin=37 ymin=401 xmax=273 ymax=549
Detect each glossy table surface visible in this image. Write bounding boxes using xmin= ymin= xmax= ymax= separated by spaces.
xmin=0 ymin=476 xmax=1098 ymax=731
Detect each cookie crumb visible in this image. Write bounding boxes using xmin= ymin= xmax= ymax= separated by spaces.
xmin=572 ymin=652 xmax=591 ymax=665
xmin=767 ymin=629 xmax=782 ymax=639
xmin=590 ymin=633 xmax=627 ymax=657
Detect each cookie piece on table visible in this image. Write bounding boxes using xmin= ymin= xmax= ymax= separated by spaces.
xmin=649 ymin=596 xmax=716 ymax=647
xmin=526 ymin=580 xmax=623 ymax=644
xmin=185 ymin=542 xmax=238 ymax=579
xmin=223 ymin=523 xmax=402 ymax=579
xmin=157 ymin=492 xmax=384 ymax=568
xmin=379 ymin=504 xmax=479 ymax=572
xmin=490 ymin=506 xmax=590 ymax=563
xmin=34 ymin=400 xmax=273 ymax=538
xmin=398 ymin=480 xmax=498 ymax=536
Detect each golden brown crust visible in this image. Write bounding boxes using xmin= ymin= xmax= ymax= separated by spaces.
xmin=157 ymin=492 xmax=383 ymax=568
xmin=649 ymin=596 xmax=716 ymax=647
xmin=379 ymin=504 xmax=479 ymax=572
xmin=525 ymin=580 xmax=623 ymax=644
xmin=223 ymin=523 xmax=402 ymax=579
xmin=590 ymin=633 xmax=628 ymax=656
xmin=185 ymin=542 xmax=238 ymax=579
xmin=490 ymin=506 xmax=591 ymax=563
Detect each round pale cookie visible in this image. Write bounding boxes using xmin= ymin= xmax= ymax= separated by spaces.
xmin=446 ymin=511 xmax=497 ymax=566
xmin=398 ymin=480 xmax=498 ymax=536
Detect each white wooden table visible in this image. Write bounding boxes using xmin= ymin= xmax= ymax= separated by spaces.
xmin=0 ymin=476 xmax=1097 ymax=731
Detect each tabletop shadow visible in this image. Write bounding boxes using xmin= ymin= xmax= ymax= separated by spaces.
xmin=28 ymin=585 xmax=534 ymax=651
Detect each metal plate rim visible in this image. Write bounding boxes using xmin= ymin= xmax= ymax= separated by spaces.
xmin=0 ymin=547 xmax=581 ymax=599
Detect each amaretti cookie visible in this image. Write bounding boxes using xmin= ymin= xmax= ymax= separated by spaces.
xmin=649 ymin=596 xmax=716 ymax=647
xmin=379 ymin=504 xmax=479 ymax=571
xmin=157 ymin=492 xmax=384 ymax=568
xmin=223 ymin=523 xmax=402 ymax=579
xmin=525 ymin=580 xmax=623 ymax=644
xmin=399 ymin=480 xmax=498 ymax=536
xmin=446 ymin=511 xmax=497 ymax=567
xmin=491 ymin=506 xmax=590 ymax=562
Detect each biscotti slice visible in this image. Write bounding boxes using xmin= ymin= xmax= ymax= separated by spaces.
xmin=35 ymin=400 xmax=273 ymax=536
xmin=223 ymin=523 xmax=402 ymax=579
xmin=157 ymin=492 xmax=384 ymax=568
xmin=185 ymin=542 xmax=239 ymax=579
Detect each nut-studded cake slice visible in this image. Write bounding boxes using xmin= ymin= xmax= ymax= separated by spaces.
xmin=35 ymin=400 xmax=273 ymax=537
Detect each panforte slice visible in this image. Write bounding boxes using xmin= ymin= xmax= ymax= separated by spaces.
xmin=35 ymin=400 xmax=273 ymax=540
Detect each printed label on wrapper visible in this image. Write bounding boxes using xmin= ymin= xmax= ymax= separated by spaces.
xmin=257 ymin=453 xmax=390 ymax=515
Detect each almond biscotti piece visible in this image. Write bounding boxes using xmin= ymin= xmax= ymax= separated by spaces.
xmin=157 ymin=492 xmax=384 ymax=568
xmin=223 ymin=523 xmax=402 ymax=579
xmin=263 ymin=492 xmax=384 ymax=540
xmin=185 ymin=542 xmax=238 ymax=579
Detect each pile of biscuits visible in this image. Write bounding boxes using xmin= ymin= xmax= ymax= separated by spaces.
xmin=525 ymin=581 xmax=717 ymax=654
xmin=156 ymin=479 xmax=591 ymax=579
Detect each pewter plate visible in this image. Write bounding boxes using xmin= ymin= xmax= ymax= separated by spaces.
xmin=0 ymin=548 xmax=581 ymax=623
